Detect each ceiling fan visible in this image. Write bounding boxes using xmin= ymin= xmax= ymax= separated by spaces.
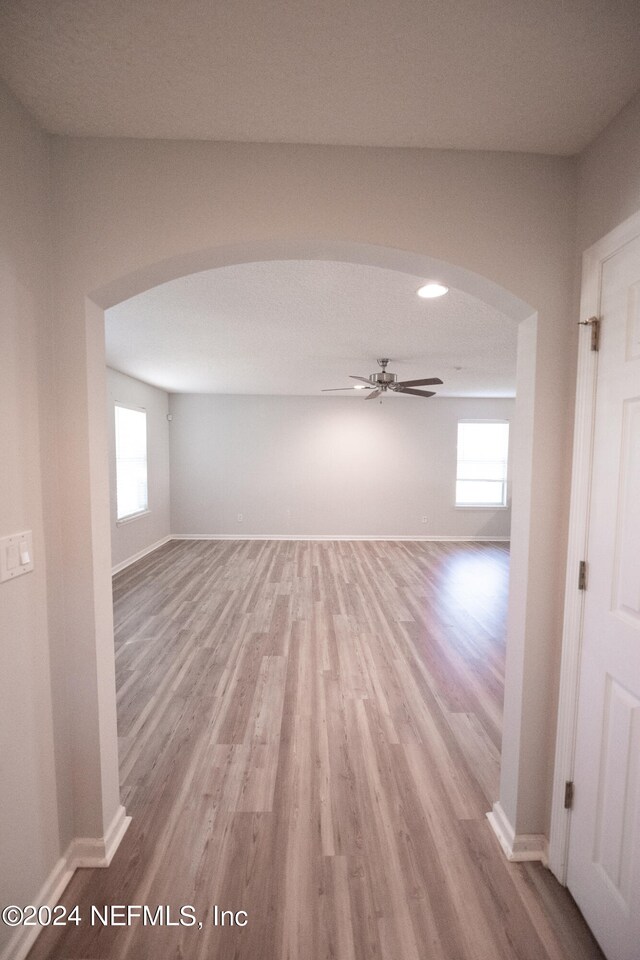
xmin=322 ymin=358 xmax=443 ymax=400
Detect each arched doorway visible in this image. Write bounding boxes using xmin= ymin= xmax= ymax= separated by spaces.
xmin=72 ymin=239 xmax=543 ymax=872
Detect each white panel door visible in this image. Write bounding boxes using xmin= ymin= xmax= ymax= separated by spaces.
xmin=567 ymin=232 xmax=640 ymax=959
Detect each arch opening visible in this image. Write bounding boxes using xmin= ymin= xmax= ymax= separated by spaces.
xmin=80 ymin=237 xmax=540 ymax=871
xmin=91 ymin=238 xmax=535 ymax=323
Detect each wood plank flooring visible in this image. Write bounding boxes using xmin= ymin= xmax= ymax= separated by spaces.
xmin=28 ymin=539 xmax=604 ymax=960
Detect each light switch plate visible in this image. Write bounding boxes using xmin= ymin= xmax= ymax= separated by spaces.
xmin=0 ymin=531 xmax=34 ymax=583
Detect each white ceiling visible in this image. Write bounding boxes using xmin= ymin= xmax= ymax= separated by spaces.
xmin=1 ymin=1 xmax=639 ymax=154
xmin=105 ymin=260 xmax=518 ymax=397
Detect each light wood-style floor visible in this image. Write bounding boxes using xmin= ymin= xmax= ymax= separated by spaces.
xmin=29 ymin=539 xmax=603 ymax=960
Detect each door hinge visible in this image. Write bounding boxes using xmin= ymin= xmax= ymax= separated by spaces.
xmin=578 ymin=315 xmax=600 ymax=351
xmin=564 ymin=780 xmax=574 ymax=810
xmin=578 ymin=560 xmax=587 ymax=591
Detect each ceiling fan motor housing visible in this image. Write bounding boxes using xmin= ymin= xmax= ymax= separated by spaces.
xmin=371 ymin=370 xmax=397 ymax=386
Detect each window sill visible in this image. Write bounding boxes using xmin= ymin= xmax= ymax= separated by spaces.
xmin=455 ymin=504 xmax=509 ymax=510
xmin=116 ymin=510 xmax=150 ymax=526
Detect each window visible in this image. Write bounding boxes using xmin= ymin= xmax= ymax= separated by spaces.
xmin=115 ymin=404 xmax=148 ymax=520
xmin=456 ymin=420 xmax=509 ymax=507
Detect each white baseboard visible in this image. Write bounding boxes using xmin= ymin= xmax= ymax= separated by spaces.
xmin=0 ymin=856 xmax=75 ymax=960
xmin=112 ymin=535 xmax=172 ymax=574
xmin=171 ymin=534 xmax=510 ymax=542
xmin=68 ymin=804 xmax=131 ymax=868
xmin=487 ymin=802 xmax=548 ymax=864
xmin=0 ymin=806 xmax=130 ymax=960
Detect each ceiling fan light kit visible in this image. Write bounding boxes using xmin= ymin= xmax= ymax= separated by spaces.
xmin=322 ymin=359 xmax=443 ymax=399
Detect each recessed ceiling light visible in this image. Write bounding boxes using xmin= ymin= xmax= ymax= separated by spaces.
xmin=417 ymin=282 xmax=449 ymax=299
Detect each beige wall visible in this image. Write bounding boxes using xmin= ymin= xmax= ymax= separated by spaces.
xmin=0 ymin=84 xmax=64 ymax=957
xmin=577 ymin=87 xmax=640 ymax=251
xmin=107 ymin=369 xmax=171 ymax=569
xmin=169 ymin=394 xmax=514 ymax=539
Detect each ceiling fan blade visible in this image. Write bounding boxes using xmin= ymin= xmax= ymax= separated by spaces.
xmin=349 ymin=375 xmax=375 ymax=385
xmin=322 ymin=387 xmax=365 ymax=391
xmin=396 ymin=387 xmax=436 ymax=398
xmin=365 ymin=388 xmax=382 ymax=400
xmin=395 ymin=377 xmax=443 ymax=387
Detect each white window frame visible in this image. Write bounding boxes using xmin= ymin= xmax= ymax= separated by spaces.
xmin=455 ymin=419 xmax=509 ymax=509
xmin=114 ymin=402 xmax=149 ymax=523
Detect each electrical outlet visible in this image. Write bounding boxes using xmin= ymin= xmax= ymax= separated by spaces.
xmin=237 ymin=513 xmax=243 ymax=522
xmin=421 ymin=516 xmax=428 ymax=524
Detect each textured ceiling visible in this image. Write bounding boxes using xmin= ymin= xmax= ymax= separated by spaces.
xmin=1 ymin=1 xmax=640 ymax=153
xmin=105 ymin=260 xmax=518 ymax=397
